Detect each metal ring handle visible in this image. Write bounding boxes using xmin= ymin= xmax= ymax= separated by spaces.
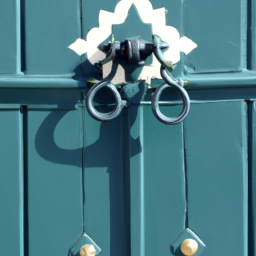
xmin=151 ymin=67 xmax=190 ymax=125
xmin=86 ymin=78 xmax=124 ymax=122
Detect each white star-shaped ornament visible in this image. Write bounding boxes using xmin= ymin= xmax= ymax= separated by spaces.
xmin=68 ymin=0 xmax=197 ymax=84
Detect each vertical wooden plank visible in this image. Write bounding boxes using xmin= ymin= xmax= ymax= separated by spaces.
xmin=25 ymin=0 xmax=81 ymax=75
xmin=83 ymin=109 xmax=129 ymax=256
xmin=249 ymin=101 xmax=256 ymax=256
xmin=0 ymin=109 xmax=23 ymax=255
xmin=184 ymin=0 xmax=245 ymax=73
xmin=248 ymin=0 xmax=256 ymax=70
xmin=184 ymin=101 xmax=248 ymax=256
xmin=129 ymin=105 xmax=145 ymax=256
xmin=26 ymin=108 xmax=83 ymax=255
xmin=0 ymin=0 xmax=19 ymax=74
xmin=129 ymin=104 xmax=186 ymax=256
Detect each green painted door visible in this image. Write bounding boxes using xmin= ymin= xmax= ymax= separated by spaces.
xmin=0 ymin=0 xmax=254 ymax=256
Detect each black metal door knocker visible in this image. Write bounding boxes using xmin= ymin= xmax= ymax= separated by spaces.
xmin=86 ymin=34 xmax=190 ymax=124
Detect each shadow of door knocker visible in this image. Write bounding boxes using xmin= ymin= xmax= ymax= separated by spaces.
xmin=86 ymin=35 xmax=190 ymax=125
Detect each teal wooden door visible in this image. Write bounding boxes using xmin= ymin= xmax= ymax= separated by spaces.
xmin=184 ymin=101 xmax=248 ymax=256
xmin=0 ymin=0 xmax=254 ymax=256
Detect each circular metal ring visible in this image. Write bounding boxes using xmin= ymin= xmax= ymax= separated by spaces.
xmin=151 ymin=69 xmax=190 ymax=124
xmin=151 ymin=83 xmax=190 ymax=124
xmin=86 ymin=79 xmax=124 ymax=122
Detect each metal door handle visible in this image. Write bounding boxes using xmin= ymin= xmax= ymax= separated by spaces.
xmin=151 ymin=66 xmax=190 ymax=125
xmin=86 ymin=74 xmax=127 ymax=122
xmin=86 ymin=35 xmax=190 ymax=124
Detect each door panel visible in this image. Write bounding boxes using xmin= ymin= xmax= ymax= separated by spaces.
xmin=0 ymin=0 xmax=18 ymax=74
xmin=80 ymin=0 xmax=245 ymax=77
xmin=0 ymin=0 xmax=253 ymax=254
xmin=0 ymin=108 xmax=23 ymax=255
xmin=249 ymin=101 xmax=256 ymax=256
xmin=184 ymin=101 xmax=248 ymax=256
xmin=83 ymin=104 xmax=186 ymax=256
xmin=24 ymin=0 xmax=81 ymax=75
xmin=25 ymin=107 xmax=83 ymax=256
xmin=129 ymin=105 xmax=186 ymax=256
xmin=184 ymin=0 xmax=245 ymax=73
xmin=83 ymin=109 xmax=129 ymax=256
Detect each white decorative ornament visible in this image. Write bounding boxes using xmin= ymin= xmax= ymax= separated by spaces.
xmin=68 ymin=0 xmax=197 ymax=84
xmin=68 ymin=38 xmax=88 ymax=56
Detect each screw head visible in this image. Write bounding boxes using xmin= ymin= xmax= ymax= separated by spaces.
xmin=80 ymin=244 xmax=96 ymax=256
xmin=180 ymin=239 xmax=198 ymax=256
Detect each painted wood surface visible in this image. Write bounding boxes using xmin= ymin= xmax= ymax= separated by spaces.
xmin=80 ymin=0 xmax=245 ymax=77
xmin=184 ymin=101 xmax=248 ymax=256
xmin=248 ymin=0 xmax=256 ymax=70
xmin=152 ymin=0 xmax=183 ymax=78
xmin=184 ymin=0 xmax=246 ymax=73
xmin=0 ymin=0 xmax=18 ymax=74
xmin=25 ymin=107 xmax=83 ymax=256
xmin=83 ymin=103 xmax=186 ymax=256
xmin=249 ymin=101 xmax=256 ymax=256
xmin=24 ymin=0 xmax=81 ymax=75
xmin=132 ymin=105 xmax=185 ymax=256
xmin=0 ymin=0 xmax=253 ymax=255
xmin=0 ymin=94 xmax=251 ymax=255
xmin=0 ymin=0 xmax=253 ymax=87
xmin=83 ymin=109 xmax=129 ymax=256
xmin=0 ymin=108 xmax=23 ymax=255
xmin=81 ymin=0 xmax=119 ymax=77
